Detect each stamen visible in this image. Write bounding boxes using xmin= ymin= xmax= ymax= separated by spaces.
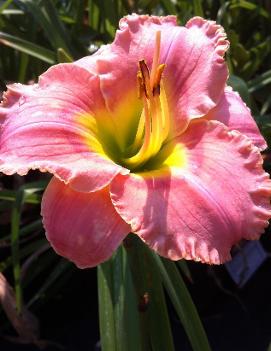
xmin=139 ymin=60 xmax=151 ymax=98
xmin=152 ymin=64 xmax=165 ymax=97
xmin=137 ymin=72 xmax=144 ymax=99
xmin=124 ymin=31 xmax=171 ymax=169
xmin=150 ymin=31 xmax=161 ymax=87
xmin=160 ymin=82 xmax=170 ymax=140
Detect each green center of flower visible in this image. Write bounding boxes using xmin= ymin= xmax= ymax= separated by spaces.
xmin=122 ymin=31 xmax=171 ymax=170
xmin=81 ymin=31 xmax=174 ymax=172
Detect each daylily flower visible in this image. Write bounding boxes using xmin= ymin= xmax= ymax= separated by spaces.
xmin=0 ymin=14 xmax=271 ymax=268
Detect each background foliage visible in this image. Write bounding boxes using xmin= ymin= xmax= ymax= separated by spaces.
xmin=0 ymin=1 xmax=270 ymax=350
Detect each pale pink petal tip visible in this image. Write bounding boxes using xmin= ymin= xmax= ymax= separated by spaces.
xmin=167 ymin=16 xmax=229 ymax=126
xmin=119 ymin=13 xmax=177 ymax=29
xmin=208 ymin=86 xmax=267 ymax=150
xmin=111 ymin=121 xmax=271 ymax=265
xmin=42 ymin=177 xmax=130 ymax=268
xmin=186 ymin=16 xmax=229 ymax=64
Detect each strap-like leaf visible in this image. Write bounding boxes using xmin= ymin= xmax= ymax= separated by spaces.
xmin=149 ymin=251 xmax=212 ymax=351
xmin=98 ymin=246 xmax=141 ymax=351
xmin=0 ymin=32 xmax=56 ymax=64
xmin=125 ymin=235 xmax=175 ymax=351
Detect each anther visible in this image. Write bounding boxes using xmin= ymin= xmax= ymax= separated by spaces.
xmin=139 ymin=60 xmax=151 ymax=98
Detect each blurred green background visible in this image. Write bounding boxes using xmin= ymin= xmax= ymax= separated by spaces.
xmin=0 ymin=1 xmax=270 ymax=351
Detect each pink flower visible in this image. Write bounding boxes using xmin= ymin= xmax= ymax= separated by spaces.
xmin=0 ymin=14 xmax=271 ymax=267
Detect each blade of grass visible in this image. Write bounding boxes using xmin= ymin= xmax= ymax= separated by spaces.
xmin=230 ymin=1 xmax=270 ymax=19
xmin=0 ymin=201 xmax=13 ymax=212
xmin=22 ymin=0 xmax=73 ymax=56
xmin=72 ymin=0 xmax=85 ymax=34
xmin=216 ymin=1 xmax=230 ymax=24
xmin=18 ymin=52 xmax=29 ymax=82
xmin=228 ymin=74 xmax=251 ymax=106
xmin=1 ymin=9 xmax=24 ymax=15
xmin=21 ymin=248 xmax=59 ymax=288
xmin=125 ymin=235 xmax=175 ymax=351
xmin=193 ymin=0 xmax=204 ymax=16
xmin=112 ymin=247 xmax=126 ymax=351
xmin=57 ymin=47 xmax=74 ymax=63
xmin=0 ymin=0 xmax=14 ymax=13
xmin=0 ymin=239 xmax=47 ymax=272
xmin=98 ymin=260 xmax=117 ymax=351
xmin=248 ymin=69 xmax=271 ymax=93
xmin=160 ymin=0 xmax=177 ymax=14
xmin=121 ymin=247 xmax=142 ymax=351
xmin=177 ymin=260 xmax=193 ymax=282
xmin=20 ymin=219 xmax=42 ymax=237
xmin=113 ymin=246 xmax=141 ymax=351
xmin=11 ymin=187 xmax=25 ymax=313
xmin=98 ymin=245 xmax=142 ymax=351
xmin=0 ymin=190 xmax=41 ymax=204
xmin=88 ymin=0 xmax=100 ymax=30
xmin=9 ymin=180 xmax=47 ymax=313
xmin=0 ymin=32 xmax=56 ymax=64
xmin=149 ymin=252 xmax=212 ymax=351
xmin=27 ymin=259 xmax=72 ymax=307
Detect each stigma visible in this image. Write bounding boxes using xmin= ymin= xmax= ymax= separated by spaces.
xmin=124 ymin=31 xmax=170 ymax=170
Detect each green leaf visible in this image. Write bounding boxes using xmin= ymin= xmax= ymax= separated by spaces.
xmin=0 ymin=220 xmax=41 ymax=242
xmin=125 ymin=235 xmax=175 ymax=351
xmin=0 ymin=238 xmax=47 ymax=272
xmin=216 ymin=1 xmax=230 ymax=24
xmin=57 ymin=47 xmax=74 ymax=63
xmin=72 ymin=0 xmax=85 ymax=34
xmin=9 ymin=180 xmax=48 ymax=312
xmin=227 ymin=74 xmax=251 ymax=106
xmin=160 ymin=0 xmax=177 ymax=14
xmin=150 ymin=252 xmax=212 ymax=351
xmin=98 ymin=260 xmax=117 ymax=351
xmin=193 ymin=0 xmax=204 ymax=17
xmin=0 ymin=31 xmax=56 ymax=64
xmin=88 ymin=0 xmax=100 ymax=30
xmin=0 ymin=0 xmax=14 ymax=13
xmin=22 ymin=0 xmax=73 ymax=56
xmin=98 ymin=246 xmax=141 ymax=351
xmin=248 ymin=69 xmax=271 ymax=93
xmin=0 ymin=189 xmax=41 ymax=204
xmin=114 ymin=247 xmax=141 ymax=351
xmin=21 ymin=244 xmax=55 ymax=287
xmin=241 ymin=38 xmax=271 ymax=78
xmin=177 ymin=260 xmax=193 ymax=282
xmin=11 ymin=187 xmax=25 ymax=313
xmin=230 ymin=1 xmax=270 ymax=19
xmin=19 ymin=219 xmax=43 ymax=236
xmin=1 ymin=9 xmax=24 ymax=15
xmin=18 ymin=52 xmax=29 ymax=82
xmin=260 ymin=96 xmax=271 ymax=116
xmin=27 ymin=259 xmax=72 ymax=307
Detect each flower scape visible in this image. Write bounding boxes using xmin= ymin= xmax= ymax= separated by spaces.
xmin=0 ymin=14 xmax=271 ymax=268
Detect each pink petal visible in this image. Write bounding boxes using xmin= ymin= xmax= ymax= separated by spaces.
xmin=76 ymin=15 xmax=229 ymax=132
xmin=207 ymin=86 xmax=267 ymax=150
xmin=110 ymin=120 xmax=271 ymax=264
xmin=41 ymin=177 xmax=130 ymax=268
xmin=167 ymin=17 xmax=229 ymax=130
xmin=0 ymin=64 xmax=128 ymax=192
